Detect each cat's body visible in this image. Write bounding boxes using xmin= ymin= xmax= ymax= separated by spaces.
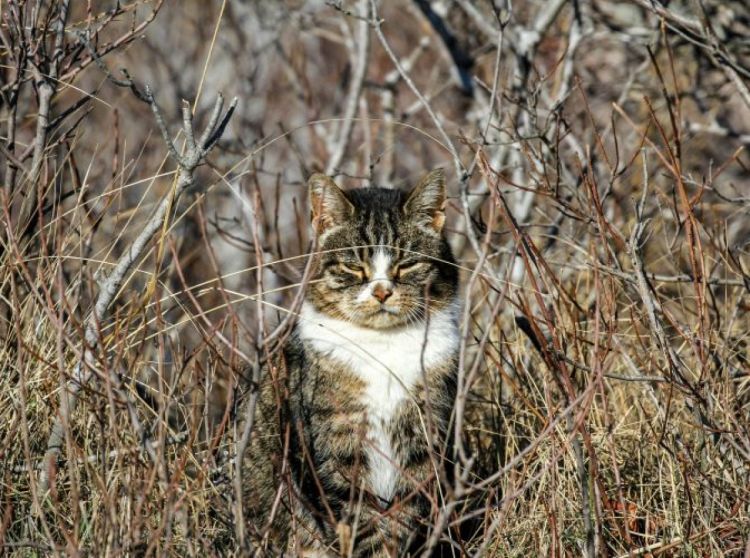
xmin=241 ymin=170 xmax=459 ymax=557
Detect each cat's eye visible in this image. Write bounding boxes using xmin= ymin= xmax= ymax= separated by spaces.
xmin=339 ymin=263 xmax=365 ymax=277
xmin=395 ymin=261 xmax=428 ymax=277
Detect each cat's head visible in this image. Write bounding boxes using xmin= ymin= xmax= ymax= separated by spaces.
xmin=306 ymin=169 xmax=458 ymax=329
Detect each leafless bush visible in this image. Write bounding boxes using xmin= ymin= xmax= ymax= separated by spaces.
xmin=1 ymin=0 xmax=749 ymax=555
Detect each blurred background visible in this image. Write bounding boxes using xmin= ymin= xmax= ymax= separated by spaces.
xmin=2 ymin=0 xmax=750 ymax=555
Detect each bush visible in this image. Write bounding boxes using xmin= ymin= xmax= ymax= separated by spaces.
xmin=1 ymin=1 xmax=749 ymax=555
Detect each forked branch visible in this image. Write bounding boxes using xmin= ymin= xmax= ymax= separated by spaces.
xmin=39 ymin=90 xmax=237 ymax=492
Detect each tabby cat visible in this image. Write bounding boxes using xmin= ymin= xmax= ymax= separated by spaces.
xmin=241 ymin=169 xmax=460 ymax=557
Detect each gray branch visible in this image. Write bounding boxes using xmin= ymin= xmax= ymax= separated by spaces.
xmin=370 ymin=0 xmax=464 ymax=180
xmin=39 ymin=90 xmax=237 ymax=493
xmin=17 ymin=0 xmax=70 ymax=233
xmin=326 ymin=0 xmax=371 ymax=176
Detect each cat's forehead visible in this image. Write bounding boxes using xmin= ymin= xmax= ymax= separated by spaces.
xmin=346 ymin=186 xmax=404 ymax=208
xmin=317 ymin=185 xmax=443 ymax=258
xmin=321 ymin=189 xmax=399 ymax=243
xmin=322 ymin=218 xmax=404 ymax=255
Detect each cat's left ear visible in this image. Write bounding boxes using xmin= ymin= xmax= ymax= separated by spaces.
xmin=403 ymin=168 xmax=446 ymax=233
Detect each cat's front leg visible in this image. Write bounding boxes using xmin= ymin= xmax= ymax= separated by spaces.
xmin=285 ymin=497 xmax=336 ymax=557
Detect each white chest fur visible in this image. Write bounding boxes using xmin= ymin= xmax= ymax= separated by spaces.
xmin=297 ymin=302 xmax=459 ymax=502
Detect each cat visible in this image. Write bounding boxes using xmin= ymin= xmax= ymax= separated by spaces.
xmin=240 ymin=169 xmax=460 ymax=557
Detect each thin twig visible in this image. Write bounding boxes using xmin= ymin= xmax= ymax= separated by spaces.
xmin=39 ymin=90 xmax=237 ymax=492
xmin=326 ymin=0 xmax=370 ymax=176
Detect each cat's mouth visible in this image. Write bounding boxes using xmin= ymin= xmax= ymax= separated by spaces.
xmin=377 ymin=306 xmax=399 ymax=315
xmin=360 ymin=305 xmax=400 ymax=318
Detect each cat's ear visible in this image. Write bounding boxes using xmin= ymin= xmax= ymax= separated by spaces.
xmin=308 ymin=174 xmax=353 ymax=235
xmin=403 ymin=168 xmax=446 ymax=233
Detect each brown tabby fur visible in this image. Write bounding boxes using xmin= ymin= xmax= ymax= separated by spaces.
xmin=240 ymin=169 xmax=459 ymax=557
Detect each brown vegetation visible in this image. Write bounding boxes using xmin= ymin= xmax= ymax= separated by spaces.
xmin=1 ymin=0 xmax=749 ymax=555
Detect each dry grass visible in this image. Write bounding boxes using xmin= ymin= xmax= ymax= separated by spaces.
xmin=2 ymin=0 xmax=750 ymax=556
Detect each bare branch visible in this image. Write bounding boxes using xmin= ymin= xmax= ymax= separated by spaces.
xmin=370 ymin=0 xmax=464 ymax=180
xmin=39 ymin=89 xmax=237 ymax=492
xmin=326 ymin=0 xmax=371 ymax=176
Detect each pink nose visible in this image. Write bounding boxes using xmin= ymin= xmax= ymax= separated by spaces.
xmin=372 ymin=285 xmax=393 ymax=303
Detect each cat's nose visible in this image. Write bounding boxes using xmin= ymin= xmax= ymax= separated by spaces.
xmin=372 ymin=284 xmax=393 ymax=303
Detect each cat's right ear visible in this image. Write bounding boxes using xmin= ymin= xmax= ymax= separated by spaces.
xmin=403 ymin=168 xmax=446 ymax=233
xmin=308 ymin=174 xmax=353 ymax=235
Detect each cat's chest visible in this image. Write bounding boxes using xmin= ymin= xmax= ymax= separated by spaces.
xmin=298 ymin=303 xmax=458 ymax=501
xmin=298 ymin=303 xmax=457 ymax=396
xmin=330 ymin=327 xmax=424 ymax=426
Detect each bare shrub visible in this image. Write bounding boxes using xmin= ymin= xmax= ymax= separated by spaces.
xmin=1 ymin=0 xmax=749 ymax=555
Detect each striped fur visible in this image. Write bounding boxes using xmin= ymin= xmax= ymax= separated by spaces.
xmin=241 ymin=170 xmax=459 ymax=557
